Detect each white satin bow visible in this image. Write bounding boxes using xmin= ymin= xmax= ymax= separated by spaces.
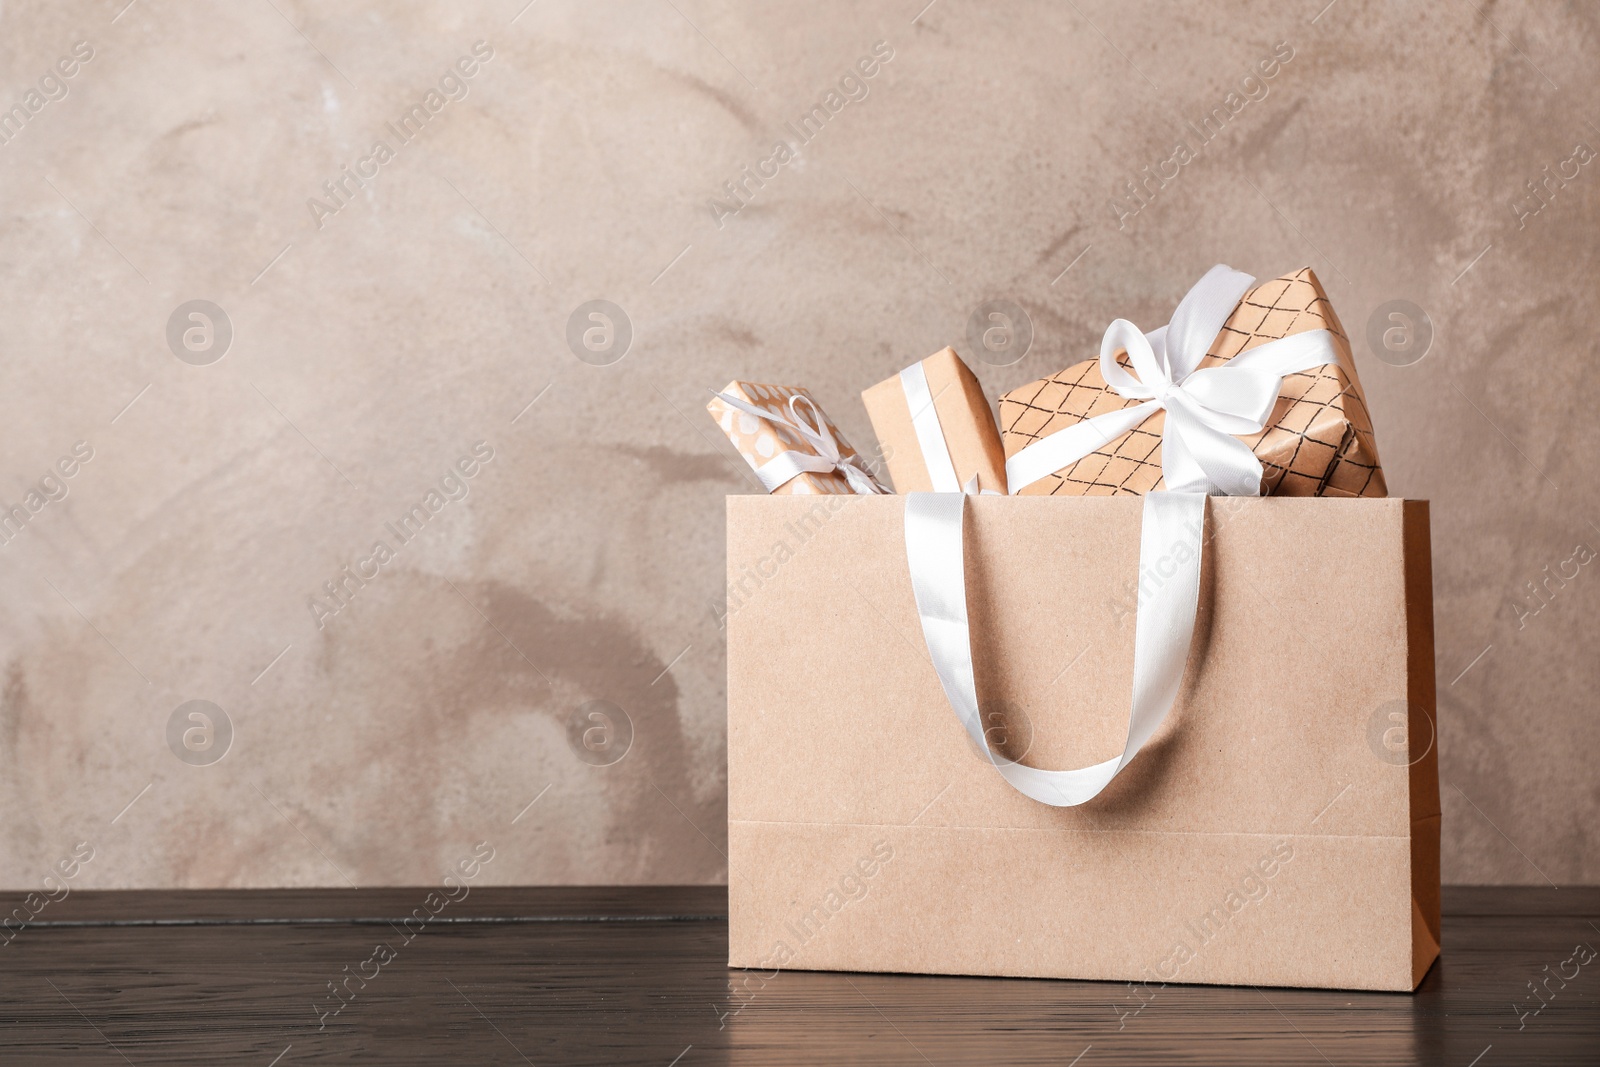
xmin=1004 ymin=265 xmax=1341 ymax=497
xmin=714 ymin=390 xmax=887 ymax=495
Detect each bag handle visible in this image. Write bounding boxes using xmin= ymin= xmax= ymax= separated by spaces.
xmin=903 ymin=491 xmax=1206 ymax=806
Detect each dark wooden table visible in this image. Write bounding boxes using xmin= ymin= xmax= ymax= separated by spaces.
xmin=1 ymin=886 xmax=1593 ymax=1064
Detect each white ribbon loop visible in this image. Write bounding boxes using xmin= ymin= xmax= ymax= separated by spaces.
xmin=904 ymin=491 xmax=1206 ymax=806
xmin=1165 ymin=265 xmax=1256 ymax=379
xmin=1005 ymin=264 xmax=1342 ymax=497
xmin=713 ymin=390 xmax=887 ymax=495
xmin=1099 ymin=319 xmax=1166 ymax=399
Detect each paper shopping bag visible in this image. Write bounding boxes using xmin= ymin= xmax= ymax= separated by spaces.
xmin=725 ymin=494 xmax=1439 ymax=991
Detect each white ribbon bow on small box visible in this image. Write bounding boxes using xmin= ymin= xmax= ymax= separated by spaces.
xmin=713 ymin=389 xmax=888 ymax=496
xmin=906 ymin=265 xmax=1340 ymax=806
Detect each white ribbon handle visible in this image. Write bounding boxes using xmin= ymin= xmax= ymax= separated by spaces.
xmin=902 ymin=265 xmax=1336 ymax=805
xmin=1005 ymin=265 xmax=1341 ymax=497
xmin=713 ymin=391 xmax=887 ymax=495
xmin=904 ymin=490 xmax=1205 ymax=806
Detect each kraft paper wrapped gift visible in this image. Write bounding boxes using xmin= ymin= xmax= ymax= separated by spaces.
xmin=999 ymin=267 xmax=1386 ymax=497
xmin=708 ymin=381 xmax=884 ymax=496
xmin=726 ymin=494 xmax=1440 ymax=990
xmin=861 ymin=346 xmax=1009 ymax=494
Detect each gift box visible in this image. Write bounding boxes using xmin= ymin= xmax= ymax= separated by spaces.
xmin=726 ymin=494 xmax=1440 ymax=990
xmin=998 ymin=268 xmax=1386 ymax=498
xmin=860 ymin=347 xmax=1008 ymax=494
xmin=708 ymin=381 xmax=884 ymax=496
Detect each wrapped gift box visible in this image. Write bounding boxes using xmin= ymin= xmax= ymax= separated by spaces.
xmin=998 ymin=269 xmax=1386 ymax=497
xmin=708 ymin=381 xmax=881 ymax=496
xmin=861 ymin=346 xmax=1008 ymax=494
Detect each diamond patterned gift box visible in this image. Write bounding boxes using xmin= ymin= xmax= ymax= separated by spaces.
xmin=998 ymin=268 xmax=1386 ymax=498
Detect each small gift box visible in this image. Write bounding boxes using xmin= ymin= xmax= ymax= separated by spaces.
xmin=861 ymin=346 xmax=1008 ymax=494
xmin=999 ymin=267 xmax=1386 ymax=498
xmin=708 ymin=381 xmax=886 ymax=496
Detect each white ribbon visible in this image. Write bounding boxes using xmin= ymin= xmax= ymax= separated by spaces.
xmin=905 ymin=490 xmax=1205 ymax=806
xmin=899 ymin=362 xmax=963 ymax=493
xmin=904 ymin=265 xmax=1330 ymax=805
xmin=1004 ymin=265 xmax=1341 ymax=497
xmin=713 ymin=391 xmax=887 ymax=495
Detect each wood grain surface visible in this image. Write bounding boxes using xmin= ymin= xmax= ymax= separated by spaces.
xmin=0 ymin=887 xmax=1593 ymax=1065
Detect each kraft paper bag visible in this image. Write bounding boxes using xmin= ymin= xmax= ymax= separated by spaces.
xmin=725 ymin=494 xmax=1440 ymax=991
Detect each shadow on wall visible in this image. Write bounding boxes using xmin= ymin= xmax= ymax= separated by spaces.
xmin=0 ymin=570 xmax=721 ymax=887
xmin=310 ymin=571 xmax=721 ymax=884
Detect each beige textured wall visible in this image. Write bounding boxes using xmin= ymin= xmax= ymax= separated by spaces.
xmin=0 ymin=0 xmax=1594 ymax=890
